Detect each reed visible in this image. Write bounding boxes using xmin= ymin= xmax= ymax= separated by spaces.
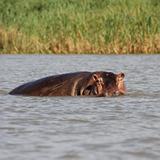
xmin=0 ymin=0 xmax=160 ymax=54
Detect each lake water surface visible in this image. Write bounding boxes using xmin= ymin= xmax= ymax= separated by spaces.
xmin=0 ymin=55 xmax=160 ymax=160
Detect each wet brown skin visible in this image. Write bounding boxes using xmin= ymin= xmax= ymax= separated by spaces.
xmin=9 ymin=71 xmax=126 ymax=97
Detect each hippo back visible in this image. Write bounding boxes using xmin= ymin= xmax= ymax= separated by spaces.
xmin=9 ymin=72 xmax=91 ymax=96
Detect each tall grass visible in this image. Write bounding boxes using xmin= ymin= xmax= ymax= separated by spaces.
xmin=0 ymin=0 xmax=160 ymax=54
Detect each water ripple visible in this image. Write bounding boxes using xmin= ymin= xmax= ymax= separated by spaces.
xmin=0 ymin=55 xmax=160 ymax=160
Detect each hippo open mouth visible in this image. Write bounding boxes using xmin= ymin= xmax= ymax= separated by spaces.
xmin=9 ymin=71 xmax=126 ymax=97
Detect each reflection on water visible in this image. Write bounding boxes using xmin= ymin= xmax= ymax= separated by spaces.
xmin=0 ymin=55 xmax=160 ymax=160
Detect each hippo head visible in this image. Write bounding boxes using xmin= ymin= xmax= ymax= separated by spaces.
xmin=82 ymin=72 xmax=126 ymax=97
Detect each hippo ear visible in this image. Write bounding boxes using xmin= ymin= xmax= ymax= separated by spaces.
xmin=119 ymin=72 xmax=125 ymax=78
xmin=117 ymin=72 xmax=125 ymax=81
xmin=92 ymin=74 xmax=103 ymax=84
xmin=92 ymin=74 xmax=99 ymax=82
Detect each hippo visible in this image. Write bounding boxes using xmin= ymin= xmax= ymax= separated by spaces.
xmin=9 ymin=71 xmax=126 ymax=97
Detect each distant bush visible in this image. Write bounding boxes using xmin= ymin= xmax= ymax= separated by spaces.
xmin=0 ymin=0 xmax=160 ymax=54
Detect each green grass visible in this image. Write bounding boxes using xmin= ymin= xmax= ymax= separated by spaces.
xmin=0 ymin=0 xmax=160 ymax=54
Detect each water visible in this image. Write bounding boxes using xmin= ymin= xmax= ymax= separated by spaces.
xmin=0 ymin=55 xmax=160 ymax=160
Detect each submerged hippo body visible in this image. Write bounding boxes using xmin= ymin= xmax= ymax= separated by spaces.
xmin=9 ymin=71 xmax=126 ymax=97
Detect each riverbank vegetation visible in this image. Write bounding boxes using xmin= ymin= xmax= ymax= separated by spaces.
xmin=0 ymin=0 xmax=160 ymax=54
